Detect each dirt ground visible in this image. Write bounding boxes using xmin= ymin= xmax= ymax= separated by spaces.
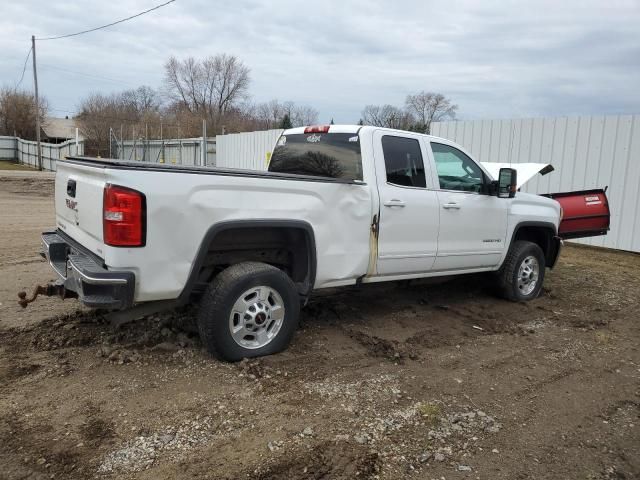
xmin=0 ymin=161 xmax=35 ymax=172
xmin=1 ymin=171 xmax=639 ymax=480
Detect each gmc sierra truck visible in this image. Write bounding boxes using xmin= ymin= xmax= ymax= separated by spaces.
xmin=22 ymin=125 xmax=610 ymax=361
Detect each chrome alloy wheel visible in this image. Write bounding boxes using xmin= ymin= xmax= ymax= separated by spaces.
xmin=228 ymin=286 xmax=285 ymax=349
xmin=517 ymin=255 xmax=540 ymax=296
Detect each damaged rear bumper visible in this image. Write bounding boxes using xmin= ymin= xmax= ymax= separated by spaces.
xmin=41 ymin=230 xmax=135 ymax=310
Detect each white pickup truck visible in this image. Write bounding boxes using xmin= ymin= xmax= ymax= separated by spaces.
xmin=23 ymin=125 xmax=610 ymax=361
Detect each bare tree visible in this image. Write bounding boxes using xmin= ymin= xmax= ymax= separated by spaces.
xmin=216 ymin=102 xmax=263 ymax=133
xmin=361 ymin=105 xmax=385 ymax=127
xmin=361 ymin=104 xmax=414 ymax=130
xmin=255 ymin=99 xmax=318 ymax=129
xmin=121 ymin=86 xmax=161 ymax=117
xmin=290 ymin=104 xmax=319 ymax=127
xmin=404 ymin=91 xmax=457 ymax=134
xmin=76 ymin=93 xmax=119 ymax=156
xmin=76 ymin=87 xmax=163 ymax=156
xmin=163 ymin=54 xmax=250 ymax=132
xmin=0 ymin=87 xmax=48 ymax=139
xmin=256 ymin=99 xmax=285 ymax=129
xmin=206 ymin=54 xmax=251 ymax=115
xmin=163 ymin=56 xmax=201 ymax=112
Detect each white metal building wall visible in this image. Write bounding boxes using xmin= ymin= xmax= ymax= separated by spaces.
xmin=431 ymin=115 xmax=640 ymax=253
xmin=215 ymin=129 xmax=283 ymax=171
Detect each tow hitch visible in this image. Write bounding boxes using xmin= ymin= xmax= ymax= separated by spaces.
xmin=17 ymin=283 xmax=78 ymax=308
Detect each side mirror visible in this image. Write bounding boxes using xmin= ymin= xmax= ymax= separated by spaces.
xmin=498 ymin=168 xmax=517 ymax=198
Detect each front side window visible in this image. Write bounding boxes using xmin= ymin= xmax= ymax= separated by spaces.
xmin=431 ymin=143 xmax=485 ymax=193
xmin=268 ymin=133 xmax=362 ymax=180
xmin=382 ymin=136 xmax=426 ymax=188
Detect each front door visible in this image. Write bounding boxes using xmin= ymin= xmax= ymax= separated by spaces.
xmin=428 ymin=142 xmax=508 ymax=271
xmin=373 ymin=131 xmax=440 ymax=275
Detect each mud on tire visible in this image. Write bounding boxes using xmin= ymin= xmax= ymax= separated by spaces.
xmin=197 ymin=262 xmax=300 ymax=362
xmin=496 ymin=240 xmax=546 ymax=302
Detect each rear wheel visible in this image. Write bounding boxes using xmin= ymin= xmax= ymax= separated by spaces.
xmin=496 ymin=240 xmax=545 ymax=301
xmin=197 ymin=262 xmax=300 ymax=362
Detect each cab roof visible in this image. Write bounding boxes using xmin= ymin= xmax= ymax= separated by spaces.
xmin=283 ymin=125 xmax=362 ymax=135
xmin=283 ymin=124 xmax=451 ymax=141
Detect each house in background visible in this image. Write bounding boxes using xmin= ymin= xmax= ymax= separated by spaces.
xmin=41 ymin=116 xmax=83 ymax=144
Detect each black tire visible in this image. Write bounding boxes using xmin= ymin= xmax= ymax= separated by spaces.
xmin=496 ymin=240 xmax=546 ymax=301
xmin=197 ymin=262 xmax=300 ymax=362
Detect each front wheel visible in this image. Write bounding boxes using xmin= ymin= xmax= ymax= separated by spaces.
xmin=496 ymin=240 xmax=546 ymax=301
xmin=197 ymin=262 xmax=300 ymax=362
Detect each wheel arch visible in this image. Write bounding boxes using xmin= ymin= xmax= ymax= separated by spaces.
xmin=509 ymin=221 xmax=561 ymax=268
xmin=178 ymin=220 xmax=317 ymax=304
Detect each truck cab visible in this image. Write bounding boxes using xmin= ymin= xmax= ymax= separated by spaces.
xmin=269 ymin=125 xmax=562 ymax=280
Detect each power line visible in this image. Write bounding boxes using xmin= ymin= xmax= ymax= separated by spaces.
xmin=36 ymin=0 xmax=176 ymax=41
xmin=14 ymin=46 xmax=33 ymax=89
xmin=39 ymin=63 xmax=135 ymax=88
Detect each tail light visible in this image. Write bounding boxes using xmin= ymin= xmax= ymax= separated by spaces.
xmin=103 ymin=184 xmax=146 ymax=247
xmin=304 ymin=125 xmax=331 ymax=134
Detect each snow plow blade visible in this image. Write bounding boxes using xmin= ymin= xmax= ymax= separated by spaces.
xmin=543 ymin=188 xmax=610 ymax=240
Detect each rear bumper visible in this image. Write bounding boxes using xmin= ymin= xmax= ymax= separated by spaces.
xmin=41 ymin=230 xmax=135 ymax=309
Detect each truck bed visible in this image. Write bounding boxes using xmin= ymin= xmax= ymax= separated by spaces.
xmin=54 ymin=156 xmax=374 ymax=302
xmin=62 ymin=157 xmax=361 ymax=184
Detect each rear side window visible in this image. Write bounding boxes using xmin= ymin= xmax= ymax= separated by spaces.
xmin=382 ymin=135 xmax=426 ymax=188
xmin=268 ymin=133 xmax=362 ymax=180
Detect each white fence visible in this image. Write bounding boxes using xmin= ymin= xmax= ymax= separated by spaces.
xmin=215 ymin=129 xmax=283 ymax=171
xmin=116 ymin=138 xmax=216 ymax=166
xmin=0 ymin=136 xmax=17 ymax=160
xmin=0 ymin=135 xmax=83 ymax=171
xmin=431 ymin=115 xmax=640 ymax=253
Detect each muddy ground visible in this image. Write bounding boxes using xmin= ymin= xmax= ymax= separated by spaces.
xmin=0 ymin=171 xmax=639 ymax=480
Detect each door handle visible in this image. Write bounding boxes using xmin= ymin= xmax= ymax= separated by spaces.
xmin=383 ymin=199 xmax=405 ymax=207
xmin=442 ymin=202 xmax=461 ymax=209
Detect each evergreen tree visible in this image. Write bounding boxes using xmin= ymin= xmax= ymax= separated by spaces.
xmin=279 ymin=113 xmax=293 ymax=129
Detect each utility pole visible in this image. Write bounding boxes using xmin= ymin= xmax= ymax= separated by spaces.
xmin=201 ymin=119 xmax=206 ymax=166
xmin=145 ymin=123 xmax=148 ymax=162
xmin=32 ymin=35 xmax=42 ymax=171
xmin=160 ymin=121 xmax=164 ymax=163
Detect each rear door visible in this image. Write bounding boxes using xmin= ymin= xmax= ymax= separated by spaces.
xmin=427 ymin=142 xmax=508 ymax=270
xmin=373 ymin=131 xmax=439 ymax=275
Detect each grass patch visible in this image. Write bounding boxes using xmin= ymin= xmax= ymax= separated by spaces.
xmin=595 ymin=331 xmax=614 ymax=345
xmin=0 ymin=161 xmax=34 ymax=171
xmin=418 ymin=402 xmax=442 ymax=424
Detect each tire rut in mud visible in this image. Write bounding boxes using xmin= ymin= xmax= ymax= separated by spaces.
xmin=249 ymin=442 xmax=380 ymax=480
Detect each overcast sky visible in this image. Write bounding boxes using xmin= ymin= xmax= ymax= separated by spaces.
xmin=1 ymin=0 xmax=639 ymax=123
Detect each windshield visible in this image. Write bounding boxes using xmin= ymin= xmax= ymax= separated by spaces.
xmin=268 ymin=133 xmax=362 ymax=180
